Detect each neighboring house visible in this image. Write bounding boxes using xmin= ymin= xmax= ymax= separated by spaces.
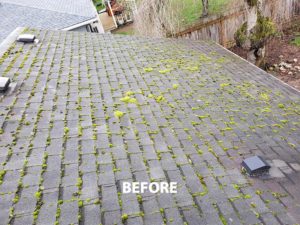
xmin=0 ymin=0 xmax=104 ymax=42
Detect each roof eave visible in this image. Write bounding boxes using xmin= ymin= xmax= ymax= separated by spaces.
xmin=62 ymin=17 xmax=99 ymax=31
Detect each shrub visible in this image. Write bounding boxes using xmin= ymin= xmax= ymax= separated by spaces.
xmin=234 ymin=22 xmax=248 ymax=47
xmin=250 ymin=13 xmax=276 ymax=49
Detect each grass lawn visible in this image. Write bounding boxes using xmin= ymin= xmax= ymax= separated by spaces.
xmin=107 ymin=0 xmax=239 ymax=35
xmin=113 ymin=30 xmax=135 ymax=35
xmin=174 ymin=0 xmax=238 ymax=26
xmin=93 ymin=0 xmax=105 ymax=11
xmin=289 ymin=21 xmax=300 ymax=47
xmin=291 ymin=36 xmax=300 ymax=47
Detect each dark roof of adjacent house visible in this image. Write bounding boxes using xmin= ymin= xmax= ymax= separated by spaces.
xmin=0 ymin=28 xmax=300 ymax=225
xmin=1 ymin=0 xmax=97 ymax=17
xmin=0 ymin=0 xmax=98 ymax=42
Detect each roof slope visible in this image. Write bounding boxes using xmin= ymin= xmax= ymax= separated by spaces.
xmin=0 ymin=29 xmax=300 ymax=224
xmin=0 ymin=1 xmax=97 ymax=42
xmin=1 ymin=0 xmax=97 ymax=17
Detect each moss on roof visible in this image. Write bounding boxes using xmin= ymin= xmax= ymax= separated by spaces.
xmin=0 ymin=28 xmax=299 ymax=224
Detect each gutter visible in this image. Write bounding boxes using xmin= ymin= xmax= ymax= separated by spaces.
xmin=62 ymin=17 xmax=99 ymax=31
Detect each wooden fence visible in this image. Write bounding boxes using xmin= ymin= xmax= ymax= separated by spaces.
xmin=175 ymin=0 xmax=300 ymax=48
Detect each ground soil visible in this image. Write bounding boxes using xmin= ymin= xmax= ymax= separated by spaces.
xmin=111 ymin=22 xmax=135 ymax=35
xmin=230 ymin=17 xmax=300 ymax=90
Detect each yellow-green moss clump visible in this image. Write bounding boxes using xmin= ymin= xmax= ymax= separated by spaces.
xmin=234 ymin=14 xmax=276 ymax=49
xmin=250 ymin=13 xmax=276 ymax=48
xmin=234 ymin=22 xmax=248 ymax=47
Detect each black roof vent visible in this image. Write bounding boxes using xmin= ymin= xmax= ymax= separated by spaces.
xmin=0 ymin=77 xmax=11 ymax=92
xmin=241 ymin=156 xmax=270 ymax=176
xmin=17 ymin=34 xmax=36 ymax=43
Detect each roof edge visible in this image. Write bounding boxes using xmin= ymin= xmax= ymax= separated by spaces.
xmin=62 ymin=17 xmax=98 ymax=31
xmin=216 ymin=43 xmax=300 ymax=96
xmin=0 ymin=27 xmax=25 ymax=58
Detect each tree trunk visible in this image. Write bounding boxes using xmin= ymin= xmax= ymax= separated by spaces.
xmin=202 ymin=0 xmax=208 ymax=17
xmin=244 ymin=0 xmax=266 ymax=67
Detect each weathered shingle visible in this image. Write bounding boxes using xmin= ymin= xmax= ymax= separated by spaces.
xmin=0 ymin=0 xmax=97 ymax=42
xmin=1 ymin=0 xmax=97 ymax=17
xmin=0 ymin=28 xmax=300 ymax=224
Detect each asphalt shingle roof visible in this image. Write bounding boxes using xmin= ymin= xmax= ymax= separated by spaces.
xmin=1 ymin=0 xmax=97 ymax=17
xmin=0 ymin=1 xmax=97 ymax=42
xmin=0 ymin=28 xmax=300 ymax=225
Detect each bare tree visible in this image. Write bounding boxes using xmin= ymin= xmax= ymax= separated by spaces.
xmin=201 ymin=0 xmax=209 ymax=17
xmin=135 ymin=0 xmax=181 ymax=37
xmin=234 ymin=0 xmax=276 ymax=67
